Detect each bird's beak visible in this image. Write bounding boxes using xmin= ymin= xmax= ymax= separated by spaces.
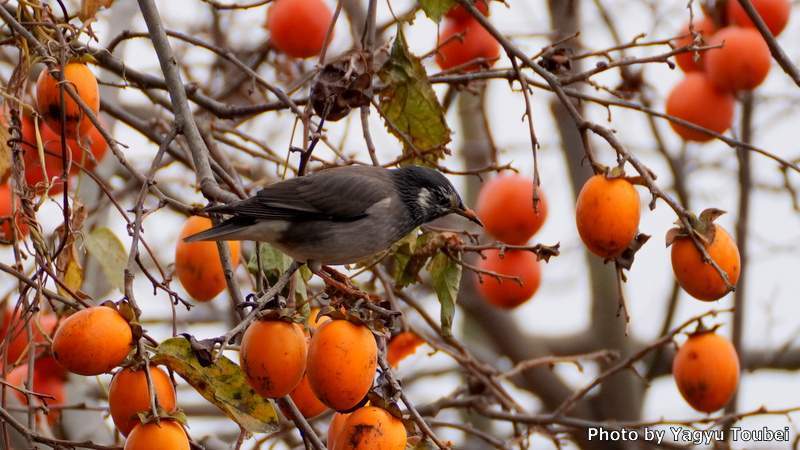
xmin=455 ymin=207 xmax=483 ymax=227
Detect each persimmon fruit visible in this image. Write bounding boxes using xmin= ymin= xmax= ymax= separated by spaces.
xmin=436 ymin=18 xmax=500 ymax=71
xmin=674 ymin=17 xmax=716 ymax=72
xmin=175 ymin=216 xmax=241 ymax=302
xmin=0 ymin=184 xmax=28 ymax=241
xmin=6 ymin=364 xmax=65 ymax=424
xmin=476 ymin=174 xmax=547 ymax=245
xmin=240 ymin=320 xmax=307 ymax=398
xmin=327 ymin=412 xmax=350 ymax=450
xmin=2 ymin=311 xmax=57 ymax=365
xmin=124 ymin=420 xmax=190 ymax=450
xmin=20 ymin=113 xmax=108 ymax=195
xmin=575 ymin=175 xmax=640 ymax=258
xmin=445 ymin=0 xmax=489 ymax=22
xmin=35 ymin=63 xmax=99 ymax=139
xmin=109 ymin=366 xmax=177 ymax=436
xmin=307 ymin=320 xmax=377 ymax=411
xmin=287 ymin=374 xmax=328 ymax=419
xmin=727 ymin=0 xmax=790 ymax=36
xmin=267 ymin=0 xmax=334 ymax=58
xmin=52 ymin=306 xmax=133 ymax=376
xmin=671 ymin=224 xmax=740 ymax=301
xmin=334 ymin=406 xmax=407 ymax=450
xmin=665 ymin=73 xmax=735 ymax=142
xmin=475 ymin=249 xmax=541 ymax=309
xmin=387 ymin=331 xmax=425 ymax=367
xmin=673 ymin=330 xmax=739 ymax=413
xmin=705 ymin=27 xmax=771 ymax=92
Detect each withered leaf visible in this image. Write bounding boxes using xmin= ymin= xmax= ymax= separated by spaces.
xmin=79 ymin=0 xmax=114 ymax=21
xmin=615 ymin=233 xmax=651 ymax=270
xmin=84 ymin=227 xmax=126 ymax=293
xmin=153 ymin=337 xmax=279 ymax=433
xmin=378 ymin=28 xmax=451 ymax=165
xmin=0 ymin=123 xmax=11 ymax=184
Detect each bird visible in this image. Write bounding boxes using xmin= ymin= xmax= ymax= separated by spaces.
xmin=184 ymin=165 xmax=482 ymax=267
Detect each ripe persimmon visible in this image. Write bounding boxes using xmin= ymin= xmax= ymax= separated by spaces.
xmin=240 ymin=320 xmax=307 ymax=398
xmin=387 ymin=331 xmax=425 ymax=367
xmin=36 ymin=63 xmax=99 ymax=139
xmin=2 ymin=311 xmax=56 ymax=365
xmin=20 ymin=114 xmax=108 ymax=195
xmin=674 ymin=17 xmax=716 ymax=72
xmin=52 ymin=306 xmax=133 ymax=376
xmin=475 ymin=249 xmax=541 ymax=309
xmin=673 ymin=330 xmax=739 ymax=413
xmin=267 ymin=0 xmax=334 ymax=58
xmin=671 ymin=224 xmax=740 ymax=301
xmin=476 ymin=174 xmax=547 ymax=245
xmin=705 ymin=27 xmax=771 ymax=92
xmin=109 ymin=366 xmax=177 ymax=436
xmin=436 ymin=18 xmax=500 ymax=71
xmin=124 ymin=420 xmax=190 ymax=450
xmin=575 ymin=175 xmax=640 ymax=258
xmin=728 ymin=0 xmax=790 ymax=36
xmin=0 ymin=184 xmax=27 ymax=241
xmin=665 ymin=73 xmax=735 ymax=142
xmin=445 ymin=0 xmax=489 ymax=22
xmin=6 ymin=364 xmax=65 ymax=424
xmin=175 ymin=216 xmax=241 ymax=302
xmin=334 ymin=406 xmax=407 ymax=450
xmin=327 ymin=412 xmax=350 ymax=450
xmin=288 ymin=374 xmax=328 ymax=419
xmin=307 ymin=320 xmax=377 ymax=411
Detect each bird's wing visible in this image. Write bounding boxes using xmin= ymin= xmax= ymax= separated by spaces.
xmin=213 ymin=166 xmax=394 ymax=221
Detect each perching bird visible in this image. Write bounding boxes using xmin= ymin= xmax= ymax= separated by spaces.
xmin=184 ymin=165 xmax=482 ymax=266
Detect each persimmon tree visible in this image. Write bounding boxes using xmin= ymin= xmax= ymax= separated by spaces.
xmin=0 ymin=0 xmax=798 ymax=449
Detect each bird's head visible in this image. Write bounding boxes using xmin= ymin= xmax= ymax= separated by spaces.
xmin=393 ymin=166 xmax=483 ymax=227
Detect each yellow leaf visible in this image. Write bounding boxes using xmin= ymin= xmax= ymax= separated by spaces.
xmin=79 ymin=0 xmax=114 ymax=21
xmin=84 ymin=227 xmax=126 ymax=293
xmin=57 ymin=248 xmax=84 ymax=295
xmin=152 ymin=338 xmax=279 ymax=433
xmin=0 ymin=123 xmax=10 ymax=184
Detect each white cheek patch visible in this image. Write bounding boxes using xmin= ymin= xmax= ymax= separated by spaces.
xmin=417 ymin=188 xmax=433 ymax=209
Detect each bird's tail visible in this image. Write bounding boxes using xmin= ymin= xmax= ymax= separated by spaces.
xmin=183 ymin=218 xmax=246 ymax=242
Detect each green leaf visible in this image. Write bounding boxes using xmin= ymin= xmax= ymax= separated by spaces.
xmin=152 ymin=337 xmax=279 ymax=433
xmin=418 ymin=0 xmax=455 ymax=22
xmin=247 ymin=244 xmax=308 ymax=302
xmin=84 ymin=227 xmax=126 ymax=293
xmin=427 ymin=252 xmax=461 ymax=337
xmin=378 ymin=28 xmax=451 ymax=165
xmin=395 ymin=231 xmax=437 ymax=288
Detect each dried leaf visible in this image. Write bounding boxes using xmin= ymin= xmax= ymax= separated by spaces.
xmin=152 ymin=337 xmax=279 ymax=433
xmin=665 ymin=227 xmax=684 ymax=248
xmin=394 ymin=232 xmax=435 ymax=287
xmin=427 ymin=252 xmax=461 ymax=337
xmin=57 ymin=248 xmax=83 ymax=295
xmin=615 ymin=233 xmax=651 ymax=271
xmin=699 ymin=208 xmax=726 ymax=224
xmin=379 ymin=28 xmax=451 ymax=165
xmin=84 ymin=227 xmax=126 ymax=293
xmin=79 ymin=0 xmax=114 ymax=21
xmin=418 ymin=0 xmax=455 ymax=21
xmin=0 ymin=123 xmax=11 ymax=184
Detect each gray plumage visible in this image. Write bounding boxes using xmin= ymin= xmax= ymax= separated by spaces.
xmin=185 ymin=165 xmax=481 ymax=265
